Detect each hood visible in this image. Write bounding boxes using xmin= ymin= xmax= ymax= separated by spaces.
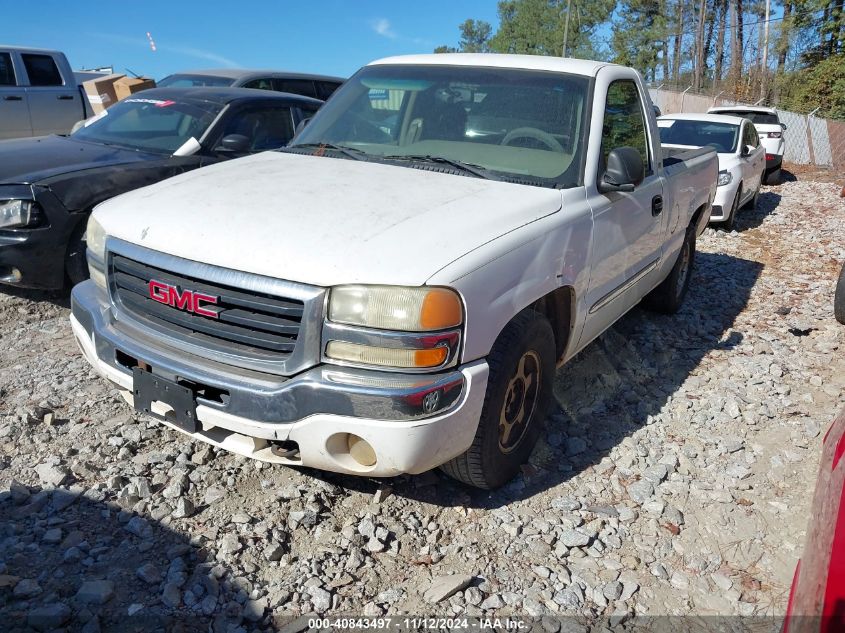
xmin=0 ymin=135 xmax=161 ymax=185
xmin=96 ymin=151 xmax=563 ymax=287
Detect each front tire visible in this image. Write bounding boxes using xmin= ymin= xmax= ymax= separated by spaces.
xmin=835 ymin=262 xmax=845 ymax=325
xmin=642 ymin=225 xmax=696 ymax=315
xmin=721 ymin=187 xmax=741 ymax=232
xmin=440 ymin=310 xmax=555 ymax=489
xmin=65 ymin=223 xmax=89 ymax=288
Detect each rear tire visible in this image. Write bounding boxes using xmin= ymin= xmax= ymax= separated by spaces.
xmin=65 ymin=222 xmax=89 ymax=288
xmin=764 ymin=167 xmax=782 ymax=185
xmin=835 ymin=262 xmax=845 ymax=325
xmin=642 ymin=225 xmax=695 ymax=315
xmin=439 ymin=309 xmax=555 ymax=489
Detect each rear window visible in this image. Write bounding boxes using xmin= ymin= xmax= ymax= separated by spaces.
xmin=272 ymin=78 xmax=318 ymax=99
xmin=658 ymin=118 xmax=740 ymax=153
xmin=715 ymin=110 xmax=779 ymax=125
xmin=21 ymin=54 xmax=63 ymax=86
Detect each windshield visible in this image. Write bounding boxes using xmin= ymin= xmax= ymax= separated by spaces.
xmin=658 ymin=118 xmax=740 ymax=153
xmin=290 ymin=64 xmax=590 ymax=187
xmin=714 ymin=110 xmax=779 ymax=125
xmin=157 ymin=74 xmax=235 ymax=88
xmin=71 ymin=97 xmax=222 ymax=153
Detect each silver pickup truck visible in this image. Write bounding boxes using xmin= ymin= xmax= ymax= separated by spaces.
xmin=0 ymin=46 xmax=94 ymax=139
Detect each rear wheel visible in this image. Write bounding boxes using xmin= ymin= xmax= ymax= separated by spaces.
xmin=835 ymin=262 xmax=845 ymax=325
xmin=440 ymin=309 xmax=555 ymax=489
xmin=764 ymin=167 xmax=782 ymax=185
xmin=642 ymin=225 xmax=696 ymax=315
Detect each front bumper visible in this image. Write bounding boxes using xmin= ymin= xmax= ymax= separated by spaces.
xmin=70 ymin=280 xmax=488 ymax=477
xmin=709 ymin=181 xmax=740 ymax=222
xmin=0 ymin=186 xmax=84 ymax=289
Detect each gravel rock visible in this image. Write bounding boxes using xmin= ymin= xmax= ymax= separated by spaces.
xmin=422 ymin=574 xmax=474 ymax=604
xmin=75 ymin=580 xmax=115 ymax=604
xmin=27 ymin=603 xmax=72 ymax=630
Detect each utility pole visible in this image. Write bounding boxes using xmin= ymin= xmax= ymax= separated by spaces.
xmin=760 ymin=0 xmax=771 ymax=101
xmin=562 ymin=0 xmax=572 ymax=57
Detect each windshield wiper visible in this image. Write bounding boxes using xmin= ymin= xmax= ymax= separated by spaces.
xmin=381 ymin=154 xmax=500 ymax=181
xmin=285 ymin=142 xmax=368 ymax=161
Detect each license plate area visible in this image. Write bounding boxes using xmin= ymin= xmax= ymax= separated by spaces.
xmin=132 ymin=368 xmax=197 ymax=433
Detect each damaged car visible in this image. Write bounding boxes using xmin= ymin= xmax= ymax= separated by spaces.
xmin=0 ymin=87 xmax=321 ymax=289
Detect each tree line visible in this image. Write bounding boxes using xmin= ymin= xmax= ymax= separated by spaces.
xmin=435 ymin=0 xmax=845 ymax=119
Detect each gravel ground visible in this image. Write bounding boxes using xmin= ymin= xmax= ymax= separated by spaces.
xmin=1 ymin=175 xmax=844 ymax=631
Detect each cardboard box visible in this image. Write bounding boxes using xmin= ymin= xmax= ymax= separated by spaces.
xmin=114 ymin=76 xmax=157 ymax=101
xmin=81 ymin=73 xmax=125 ymax=114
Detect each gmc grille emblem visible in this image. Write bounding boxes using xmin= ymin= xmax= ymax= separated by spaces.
xmin=148 ymin=280 xmax=220 ymax=319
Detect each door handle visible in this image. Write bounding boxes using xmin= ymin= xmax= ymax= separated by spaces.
xmin=652 ymin=195 xmax=663 ymax=217
xmin=57 ymin=95 xmax=74 ymax=100
xmin=3 ymin=95 xmax=23 ymax=101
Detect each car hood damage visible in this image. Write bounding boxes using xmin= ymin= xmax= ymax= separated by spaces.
xmin=95 ymin=151 xmax=563 ymax=287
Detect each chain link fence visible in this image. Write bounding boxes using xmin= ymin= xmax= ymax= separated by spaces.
xmin=648 ymin=84 xmax=845 ymax=171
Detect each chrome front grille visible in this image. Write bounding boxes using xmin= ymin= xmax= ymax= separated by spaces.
xmin=106 ymin=240 xmax=324 ymax=376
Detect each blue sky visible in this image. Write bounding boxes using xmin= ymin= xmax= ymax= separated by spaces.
xmin=3 ymin=0 xmax=501 ymax=79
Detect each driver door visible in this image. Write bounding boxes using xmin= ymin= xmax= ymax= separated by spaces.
xmin=578 ymin=79 xmax=666 ymax=348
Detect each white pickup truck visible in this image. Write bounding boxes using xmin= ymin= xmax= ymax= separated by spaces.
xmin=71 ymin=54 xmax=717 ymax=489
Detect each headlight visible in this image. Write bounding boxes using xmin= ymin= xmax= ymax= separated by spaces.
xmin=0 ymin=199 xmax=37 ymax=229
xmin=717 ymin=171 xmax=732 ymax=186
xmin=328 ymin=285 xmax=462 ymax=331
xmin=86 ymin=214 xmax=107 ymax=261
xmin=86 ymin=215 xmax=107 ymax=290
xmin=325 ymin=285 xmax=463 ymax=371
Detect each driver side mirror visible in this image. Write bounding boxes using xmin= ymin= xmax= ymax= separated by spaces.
xmin=214 ymin=134 xmax=250 ymax=154
xmin=740 ymin=144 xmax=750 ymax=157
xmin=781 ymin=122 xmax=787 ymax=130
xmin=599 ymin=147 xmax=644 ymax=194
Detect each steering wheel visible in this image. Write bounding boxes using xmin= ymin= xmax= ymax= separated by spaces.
xmin=501 ymin=127 xmax=563 ymax=152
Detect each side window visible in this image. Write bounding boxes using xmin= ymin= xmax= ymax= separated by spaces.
xmin=21 ymin=54 xmax=63 ymax=86
xmin=315 ymin=81 xmax=340 ymax=100
xmin=747 ymin=124 xmax=759 ymax=147
xmin=601 ymin=80 xmax=650 ymax=173
xmin=0 ymin=53 xmax=16 ymax=86
xmin=222 ymin=106 xmax=295 ymax=151
xmin=243 ymin=78 xmax=273 ymax=91
xmin=272 ymin=79 xmax=317 ymax=99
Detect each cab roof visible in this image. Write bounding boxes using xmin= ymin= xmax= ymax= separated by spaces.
xmin=368 ymin=53 xmax=616 ymax=78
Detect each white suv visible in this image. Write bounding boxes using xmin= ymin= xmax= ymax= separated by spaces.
xmin=708 ymin=105 xmax=786 ymax=184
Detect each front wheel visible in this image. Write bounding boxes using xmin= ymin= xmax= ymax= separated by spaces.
xmin=835 ymin=262 xmax=845 ymax=325
xmin=440 ymin=310 xmax=555 ymax=489
xmin=642 ymin=225 xmax=696 ymax=315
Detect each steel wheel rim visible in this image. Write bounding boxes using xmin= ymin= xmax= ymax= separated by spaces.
xmin=498 ymin=350 xmax=541 ymax=454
